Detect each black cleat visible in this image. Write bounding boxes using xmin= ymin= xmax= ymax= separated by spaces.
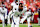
xmin=30 ymin=25 xmax=32 ymax=27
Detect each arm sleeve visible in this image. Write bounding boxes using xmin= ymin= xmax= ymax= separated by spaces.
xmin=8 ymin=13 xmax=10 ymax=24
xmin=11 ymin=3 xmax=13 ymax=6
xmin=5 ymin=9 xmax=7 ymax=19
xmin=8 ymin=10 xmax=13 ymax=24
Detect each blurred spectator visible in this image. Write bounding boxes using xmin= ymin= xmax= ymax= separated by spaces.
xmin=0 ymin=0 xmax=2 ymax=6
xmin=38 ymin=8 xmax=40 ymax=25
xmin=38 ymin=8 xmax=40 ymax=18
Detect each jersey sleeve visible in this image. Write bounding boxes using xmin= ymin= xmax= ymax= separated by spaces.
xmin=11 ymin=2 xmax=15 ymax=6
xmin=5 ymin=8 xmax=7 ymax=19
xmin=8 ymin=10 xmax=12 ymax=24
xmin=11 ymin=3 xmax=13 ymax=6
xmin=8 ymin=10 xmax=12 ymax=18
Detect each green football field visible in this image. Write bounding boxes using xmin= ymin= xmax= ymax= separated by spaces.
xmin=0 ymin=24 xmax=40 ymax=27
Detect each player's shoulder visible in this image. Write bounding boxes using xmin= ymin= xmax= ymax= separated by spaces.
xmin=11 ymin=2 xmax=15 ymax=6
xmin=3 ymin=7 xmax=7 ymax=10
xmin=23 ymin=6 xmax=27 ymax=10
xmin=8 ymin=10 xmax=12 ymax=15
xmin=0 ymin=7 xmax=2 ymax=10
xmin=11 ymin=2 xmax=13 ymax=5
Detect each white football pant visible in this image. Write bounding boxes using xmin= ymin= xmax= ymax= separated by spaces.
xmin=27 ymin=17 xmax=31 ymax=27
xmin=11 ymin=16 xmax=20 ymax=27
xmin=0 ymin=14 xmax=4 ymax=27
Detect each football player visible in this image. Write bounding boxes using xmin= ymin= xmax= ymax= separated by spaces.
xmin=0 ymin=6 xmax=7 ymax=27
xmin=8 ymin=0 xmax=20 ymax=27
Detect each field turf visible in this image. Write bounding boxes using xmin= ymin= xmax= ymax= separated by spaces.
xmin=0 ymin=24 xmax=40 ymax=27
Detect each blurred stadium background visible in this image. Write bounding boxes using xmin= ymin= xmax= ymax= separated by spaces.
xmin=0 ymin=0 xmax=40 ymax=27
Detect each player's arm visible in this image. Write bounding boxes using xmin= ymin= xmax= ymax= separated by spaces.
xmin=3 ymin=8 xmax=8 ymax=26
xmin=22 ymin=6 xmax=27 ymax=14
xmin=11 ymin=6 xmax=13 ymax=10
xmin=5 ymin=8 xmax=7 ymax=19
xmin=8 ymin=11 xmax=12 ymax=24
xmin=8 ymin=14 xmax=10 ymax=24
xmin=8 ymin=10 xmax=13 ymax=24
xmin=11 ymin=2 xmax=13 ymax=10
